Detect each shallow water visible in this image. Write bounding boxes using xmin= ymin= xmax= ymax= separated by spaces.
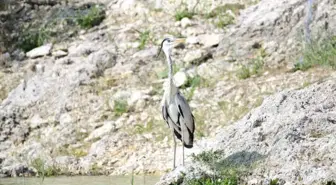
xmin=0 ymin=175 xmax=160 ymax=185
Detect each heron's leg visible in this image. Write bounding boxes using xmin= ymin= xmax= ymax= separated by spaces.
xmin=182 ymin=144 xmax=185 ymax=166
xmin=173 ymin=134 xmax=176 ymax=169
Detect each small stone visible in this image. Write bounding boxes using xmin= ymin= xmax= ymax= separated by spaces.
xmin=199 ymin=34 xmax=222 ymax=48
xmin=26 ymin=43 xmax=53 ymax=58
xmin=264 ymin=41 xmax=278 ymax=54
xmin=11 ymin=49 xmax=25 ymax=61
xmin=30 ymin=114 xmax=48 ymax=129
xmin=59 ymin=113 xmax=73 ymax=125
xmin=183 ymin=49 xmax=203 ymax=63
xmin=132 ymin=47 xmax=157 ymax=58
xmin=52 ymin=50 xmax=68 ymax=58
xmin=181 ymin=17 xmax=192 ymax=28
xmin=174 ymin=71 xmax=188 ymax=87
xmin=186 ymin=36 xmax=199 ymax=45
xmin=85 ymin=121 xmax=116 ymax=142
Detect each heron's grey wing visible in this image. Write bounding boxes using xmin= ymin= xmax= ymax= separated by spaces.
xmin=162 ymin=103 xmax=182 ymax=139
xmin=175 ymin=92 xmax=195 ymax=148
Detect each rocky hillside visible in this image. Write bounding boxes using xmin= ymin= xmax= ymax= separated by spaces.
xmin=156 ymin=79 xmax=336 ymax=185
xmin=0 ymin=0 xmax=336 ymax=182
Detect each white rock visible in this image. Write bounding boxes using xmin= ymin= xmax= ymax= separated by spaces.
xmin=183 ymin=27 xmax=205 ymax=36
xmin=181 ymin=17 xmax=192 ymax=28
xmin=52 ymin=50 xmax=68 ymax=58
xmin=199 ymin=34 xmax=223 ymax=48
xmin=132 ymin=47 xmax=157 ymax=58
xmin=26 ymin=43 xmax=53 ymax=58
xmin=186 ymin=36 xmax=199 ymax=45
xmin=85 ymin=121 xmax=116 ymax=141
xmin=264 ymin=41 xmax=279 ymax=54
xmin=174 ymin=71 xmax=188 ymax=87
xmin=183 ymin=49 xmax=203 ymax=63
xmin=59 ymin=113 xmax=73 ymax=126
xmin=30 ymin=114 xmax=48 ymax=129
xmin=88 ymin=49 xmax=116 ymax=71
xmin=128 ymin=91 xmax=144 ymax=106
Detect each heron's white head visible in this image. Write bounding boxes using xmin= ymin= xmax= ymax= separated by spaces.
xmin=157 ymin=37 xmax=185 ymax=58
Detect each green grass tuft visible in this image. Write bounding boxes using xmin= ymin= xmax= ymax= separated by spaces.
xmin=138 ymin=30 xmax=151 ymax=50
xmin=183 ymin=75 xmax=201 ymax=101
xmin=294 ymin=35 xmax=336 ymax=71
xmin=192 ymin=150 xmax=223 ymax=164
xmin=205 ymin=4 xmax=245 ymax=19
xmin=236 ymin=65 xmax=251 ymax=80
xmin=236 ymin=48 xmax=265 ymax=79
xmin=76 ymin=6 xmax=105 ymax=29
xmin=175 ymin=8 xmax=194 ymax=21
xmin=31 ymin=158 xmax=60 ymax=177
xmin=270 ymin=178 xmax=279 ymax=185
xmin=205 ymin=4 xmax=245 ymax=28
xmin=186 ymin=176 xmax=238 ymax=185
xmin=114 ymin=100 xmax=129 ymax=116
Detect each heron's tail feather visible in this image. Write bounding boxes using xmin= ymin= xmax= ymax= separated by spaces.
xmin=184 ymin=143 xmax=193 ymax=148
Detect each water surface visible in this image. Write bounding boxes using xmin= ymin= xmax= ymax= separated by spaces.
xmin=0 ymin=176 xmax=160 ymax=185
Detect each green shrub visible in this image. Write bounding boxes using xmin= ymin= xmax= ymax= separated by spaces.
xmin=294 ymin=35 xmax=336 ymax=71
xmin=192 ymin=150 xmax=223 ymax=164
xmin=216 ymin=15 xmax=235 ymax=28
xmin=186 ymin=176 xmax=238 ymax=185
xmin=205 ymin=4 xmax=244 ymax=28
xmin=76 ymin=6 xmax=105 ymax=29
xmin=236 ymin=48 xmax=265 ymax=79
xmin=31 ymin=158 xmax=60 ymax=177
xmin=236 ymin=65 xmax=251 ymax=79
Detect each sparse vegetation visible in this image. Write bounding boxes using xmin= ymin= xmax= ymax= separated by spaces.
xmin=70 ymin=148 xmax=88 ymax=158
xmin=270 ymin=178 xmax=279 ymax=185
xmin=15 ymin=4 xmax=105 ymax=52
xmin=113 ymin=99 xmax=129 ymax=116
xmin=216 ymin=15 xmax=235 ymax=28
xmin=183 ymin=75 xmax=201 ymax=100
xmin=193 ymin=111 xmax=208 ymax=138
xmin=89 ymin=163 xmax=102 ymax=175
xmin=175 ymin=8 xmax=194 ymax=21
xmin=192 ymin=150 xmax=223 ymax=164
xmin=294 ymin=35 xmax=336 ymax=71
xmin=76 ymin=5 xmax=105 ymax=29
xmin=205 ymin=4 xmax=245 ymax=28
xmin=185 ymin=176 xmax=238 ymax=185
xmin=133 ymin=119 xmax=154 ymax=134
xmin=136 ymin=30 xmax=151 ymax=50
xmin=236 ymin=48 xmax=266 ymax=79
xmin=18 ymin=31 xmax=46 ymax=52
xmin=236 ymin=65 xmax=251 ymax=80
xmin=205 ymin=4 xmax=245 ymax=18
xmin=156 ymin=64 xmax=181 ymax=79
xmin=218 ymin=100 xmax=250 ymax=122
xmin=31 ymin=158 xmax=60 ymax=177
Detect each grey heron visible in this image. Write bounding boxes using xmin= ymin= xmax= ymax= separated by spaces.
xmin=158 ymin=37 xmax=195 ymax=168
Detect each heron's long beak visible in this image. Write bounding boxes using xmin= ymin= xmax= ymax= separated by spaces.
xmin=174 ymin=38 xmax=186 ymax=44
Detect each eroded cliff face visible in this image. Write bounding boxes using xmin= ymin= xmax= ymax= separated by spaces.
xmin=0 ymin=0 xmax=335 ymax=181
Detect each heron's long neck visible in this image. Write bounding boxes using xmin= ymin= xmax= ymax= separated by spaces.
xmin=165 ymin=53 xmax=175 ymax=99
xmin=167 ymin=55 xmax=174 ymax=87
